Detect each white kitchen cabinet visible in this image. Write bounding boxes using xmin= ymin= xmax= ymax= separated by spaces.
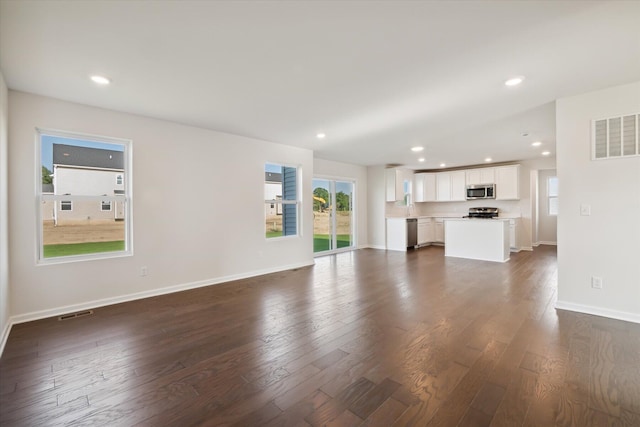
xmin=434 ymin=218 xmax=445 ymax=242
xmin=386 ymin=217 xmax=407 ymax=251
xmin=466 ymin=168 xmax=495 ymax=185
xmin=450 ymin=171 xmax=466 ymax=201
xmin=436 ymin=171 xmax=465 ymax=201
xmin=509 ymin=218 xmax=519 ymax=250
xmin=436 ymin=173 xmax=451 ymax=201
xmin=495 ymin=165 xmax=520 ymax=200
xmin=414 ymin=173 xmax=436 ymax=202
xmin=385 ymin=168 xmax=403 ymax=202
xmin=417 ymin=218 xmax=433 ymax=244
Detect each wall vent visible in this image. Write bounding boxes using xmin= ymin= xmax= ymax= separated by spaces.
xmin=592 ymin=113 xmax=639 ymax=160
xmin=58 ymin=310 xmax=94 ymax=321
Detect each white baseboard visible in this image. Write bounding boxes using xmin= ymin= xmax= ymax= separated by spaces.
xmin=8 ymin=260 xmax=315 ymax=327
xmin=0 ymin=320 xmax=12 ymax=357
xmin=556 ymin=300 xmax=640 ymax=324
xmin=538 ymin=241 xmax=557 ymax=246
xmin=511 ymin=247 xmax=533 ymax=252
xmin=364 ymin=244 xmax=386 ymax=250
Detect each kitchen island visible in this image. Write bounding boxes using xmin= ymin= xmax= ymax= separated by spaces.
xmin=444 ymin=218 xmax=510 ymax=262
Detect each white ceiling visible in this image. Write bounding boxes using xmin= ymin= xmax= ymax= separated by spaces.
xmin=1 ymin=1 xmax=639 ymax=169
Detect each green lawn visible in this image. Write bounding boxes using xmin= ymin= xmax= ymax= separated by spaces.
xmin=43 ymin=241 xmax=125 ymax=258
xmin=266 ymin=232 xmax=352 ymax=252
xmin=314 ymin=234 xmax=351 ymax=252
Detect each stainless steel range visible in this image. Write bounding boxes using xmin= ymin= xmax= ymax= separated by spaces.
xmin=464 ymin=207 xmax=499 ymax=219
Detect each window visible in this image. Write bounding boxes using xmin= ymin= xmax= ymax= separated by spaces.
xmin=548 ymin=176 xmax=558 ymax=216
xmin=37 ymin=129 xmax=132 ymax=262
xmin=265 ymin=163 xmax=299 ymax=238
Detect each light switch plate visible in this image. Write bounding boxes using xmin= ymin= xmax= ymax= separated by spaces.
xmin=592 ymin=276 xmax=603 ymax=289
xmin=580 ymin=204 xmax=591 ymax=216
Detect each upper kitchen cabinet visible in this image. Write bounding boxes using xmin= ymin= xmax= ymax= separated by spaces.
xmin=495 ymin=165 xmax=520 ymax=200
xmin=414 ymin=173 xmax=436 ymax=202
xmin=436 ymin=171 xmax=466 ymax=201
xmin=385 ymin=168 xmax=402 ymax=202
xmin=466 ymin=167 xmax=495 ymax=185
xmin=386 ymin=168 xmax=414 ymax=202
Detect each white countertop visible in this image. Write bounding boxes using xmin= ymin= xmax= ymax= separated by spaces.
xmin=444 ymin=217 xmax=510 ymax=222
xmin=386 ymin=213 xmax=521 ymax=219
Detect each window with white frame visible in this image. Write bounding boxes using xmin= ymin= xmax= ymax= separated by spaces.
xmin=38 ymin=129 xmax=132 ymax=262
xmin=548 ymin=176 xmax=558 ymax=216
xmin=265 ymin=163 xmax=299 ymax=238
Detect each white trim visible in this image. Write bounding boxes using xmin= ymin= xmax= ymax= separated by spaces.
xmin=538 ymin=241 xmax=557 ymax=246
xmin=313 ymin=246 xmax=355 ymax=258
xmin=8 ymin=260 xmax=315 ymax=327
xmin=556 ymin=301 xmax=640 ymax=324
xmin=363 ymin=244 xmax=385 ymax=250
xmin=0 ymin=321 xmax=12 ymax=357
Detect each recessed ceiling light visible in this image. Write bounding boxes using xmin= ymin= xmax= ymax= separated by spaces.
xmin=411 ymin=146 xmax=424 ymax=152
xmin=440 ymin=163 xmax=446 ymax=167
xmin=417 ymin=158 xmax=425 ymax=162
xmin=316 ymin=133 xmax=326 ymax=139
xmin=485 ymin=157 xmax=492 ymax=162
xmin=542 ymin=151 xmax=551 ymax=156
xmin=90 ymin=75 xmax=111 ymax=85
xmin=532 ymin=141 xmax=542 ymax=147
xmin=505 ymin=76 xmax=524 ymax=87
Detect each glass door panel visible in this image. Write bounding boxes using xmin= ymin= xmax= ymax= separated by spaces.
xmin=313 ymin=179 xmax=333 ymax=252
xmin=335 ymin=181 xmax=353 ymax=249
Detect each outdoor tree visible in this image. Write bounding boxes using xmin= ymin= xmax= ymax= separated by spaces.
xmin=42 ymin=166 xmax=53 ymax=184
xmin=313 ymin=187 xmax=329 ymax=212
xmin=336 ymin=191 xmax=350 ymax=211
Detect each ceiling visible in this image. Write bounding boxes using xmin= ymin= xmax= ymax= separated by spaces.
xmin=1 ymin=1 xmax=639 ymax=169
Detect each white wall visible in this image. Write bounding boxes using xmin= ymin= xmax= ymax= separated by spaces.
xmin=0 ymin=72 xmax=10 ymax=352
xmin=556 ymin=81 xmax=640 ymax=323
xmin=8 ymin=91 xmax=314 ymax=321
xmin=537 ymin=169 xmax=557 ymax=244
xmin=366 ymin=165 xmax=386 ymax=249
xmin=313 ymin=158 xmax=368 ymax=248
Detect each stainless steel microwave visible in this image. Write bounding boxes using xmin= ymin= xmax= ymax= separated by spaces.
xmin=466 ymin=184 xmax=495 ymax=200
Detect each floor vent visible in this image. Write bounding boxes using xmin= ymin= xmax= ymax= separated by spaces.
xmin=58 ymin=310 xmax=94 ymax=321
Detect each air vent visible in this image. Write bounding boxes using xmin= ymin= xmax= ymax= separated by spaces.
xmin=593 ymin=113 xmax=639 ymax=160
xmin=58 ymin=310 xmax=94 ymax=321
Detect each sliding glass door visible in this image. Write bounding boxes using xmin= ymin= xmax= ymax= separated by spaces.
xmin=313 ymin=178 xmax=354 ymax=254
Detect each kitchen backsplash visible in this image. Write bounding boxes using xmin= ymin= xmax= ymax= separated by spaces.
xmin=415 ymin=200 xmax=522 ymax=216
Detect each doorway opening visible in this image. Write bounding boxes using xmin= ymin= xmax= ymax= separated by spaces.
xmin=312 ymin=179 xmax=355 ymax=254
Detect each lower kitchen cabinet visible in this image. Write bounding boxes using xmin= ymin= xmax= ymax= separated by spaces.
xmin=434 ymin=218 xmax=445 ymax=242
xmin=417 ymin=218 xmax=433 ymax=245
xmin=509 ymin=218 xmax=519 ymax=250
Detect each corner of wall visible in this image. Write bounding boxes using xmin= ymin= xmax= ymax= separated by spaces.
xmin=0 ymin=70 xmax=11 ymax=355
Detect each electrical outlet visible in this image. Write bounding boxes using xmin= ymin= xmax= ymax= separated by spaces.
xmin=591 ymin=276 xmax=603 ymax=289
xmin=140 ymin=266 xmax=148 ymax=277
xmin=580 ymin=204 xmax=591 ymax=216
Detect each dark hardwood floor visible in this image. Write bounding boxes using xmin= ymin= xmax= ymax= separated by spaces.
xmin=1 ymin=246 xmax=639 ymax=426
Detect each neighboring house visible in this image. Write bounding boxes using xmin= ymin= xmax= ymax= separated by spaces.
xmin=264 ymin=171 xmax=282 ymax=216
xmin=48 ymin=144 xmax=125 ymax=225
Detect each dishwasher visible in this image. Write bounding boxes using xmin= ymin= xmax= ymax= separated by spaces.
xmin=406 ymin=218 xmax=418 ymax=248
